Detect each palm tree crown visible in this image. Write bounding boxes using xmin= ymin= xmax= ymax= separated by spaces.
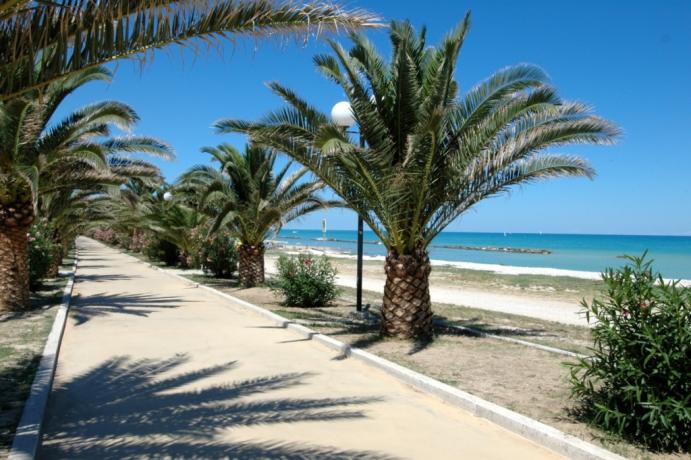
xmin=180 ymin=143 xmax=335 ymax=246
xmin=218 ymin=16 xmax=620 ymax=256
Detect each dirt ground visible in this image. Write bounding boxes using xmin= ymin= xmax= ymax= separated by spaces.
xmin=0 ymin=253 xmax=74 ymax=457
xmin=185 ymin=273 xmax=687 ymax=460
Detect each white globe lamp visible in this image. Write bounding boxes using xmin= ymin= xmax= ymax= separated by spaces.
xmin=331 ymin=101 xmax=355 ymax=128
xmin=163 ymin=191 xmax=173 ymax=202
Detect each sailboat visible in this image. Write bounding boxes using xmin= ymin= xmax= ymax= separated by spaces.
xmin=317 ymin=218 xmax=327 ymax=241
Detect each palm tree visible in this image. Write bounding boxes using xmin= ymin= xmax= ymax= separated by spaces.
xmin=179 ymin=144 xmax=337 ymax=287
xmin=0 ymin=67 xmax=171 ymax=310
xmin=0 ymin=0 xmax=377 ymax=310
xmin=216 ymin=16 xmax=621 ymax=339
xmin=105 ymin=179 xmax=161 ymax=252
xmin=0 ymin=0 xmax=380 ymax=101
xmin=146 ymin=195 xmax=208 ymax=267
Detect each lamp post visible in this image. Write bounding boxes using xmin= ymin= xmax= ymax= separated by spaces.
xmin=331 ymin=101 xmax=365 ymax=313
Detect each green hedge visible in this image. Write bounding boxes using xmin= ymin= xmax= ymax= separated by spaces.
xmin=568 ymin=255 xmax=691 ymax=452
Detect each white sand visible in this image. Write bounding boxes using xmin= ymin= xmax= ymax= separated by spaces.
xmin=275 ymin=244 xmax=691 ymax=286
xmin=266 ymin=258 xmax=587 ymax=326
xmin=269 ymin=244 xmax=690 ymax=326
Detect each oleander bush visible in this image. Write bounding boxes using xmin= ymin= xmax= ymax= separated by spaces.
xmin=568 ymin=255 xmax=691 ymax=452
xmin=28 ymin=221 xmax=57 ymax=288
xmin=129 ymin=229 xmax=151 ymax=253
xmin=273 ymin=254 xmax=338 ymax=308
xmin=200 ymin=232 xmax=238 ymax=278
xmin=91 ymin=227 xmax=118 ymax=245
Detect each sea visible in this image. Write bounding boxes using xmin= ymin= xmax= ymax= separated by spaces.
xmin=276 ymin=229 xmax=691 ymax=280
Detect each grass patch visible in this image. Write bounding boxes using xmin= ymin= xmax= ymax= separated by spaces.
xmin=0 ymin=250 xmax=75 ymax=456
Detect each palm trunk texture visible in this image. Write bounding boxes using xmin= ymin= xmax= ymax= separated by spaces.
xmin=238 ymin=243 xmax=265 ymax=288
xmin=46 ymin=242 xmax=64 ymax=278
xmin=0 ymin=200 xmax=34 ymax=311
xmin=381 ymin=248 xmax=434 ymax=339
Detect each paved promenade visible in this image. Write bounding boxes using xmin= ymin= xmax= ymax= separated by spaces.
xmin=40 ymin=237 xmax=562 ymax=459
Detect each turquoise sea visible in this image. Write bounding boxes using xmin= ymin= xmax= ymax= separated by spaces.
xmin=277 ymin=230 xmax=691 ymax=280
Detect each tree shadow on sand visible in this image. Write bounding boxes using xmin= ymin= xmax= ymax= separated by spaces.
xmin=434 ymin=316 xmax=552 ymax=338
xmin=39 ymin=354 xmax=391 ymax=459
xmin=69 ymin=292 xmax=192 ymax=326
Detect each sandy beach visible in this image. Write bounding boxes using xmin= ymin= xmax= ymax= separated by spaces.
xmin=266 ymin=244 xmax=690 ymax=327
xmin=265 ymin=249 xmax=589 ymax=327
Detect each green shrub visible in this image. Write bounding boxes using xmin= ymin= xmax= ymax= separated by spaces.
xmin=144 ymin=238 xmax=179 ymax=266
xmin=200 ymin=233 xmax=238 ymax=278
xmin=568 ymin=255 xmax=691 ymax=452
xmin=28 ymin=221 xmax=57 ymax=288
xmin=273 ymin=254 xmax=338 ymax=308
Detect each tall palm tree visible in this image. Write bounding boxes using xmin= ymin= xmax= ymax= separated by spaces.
xmin=216 ymin=16 xmax=621 ymax=339
xmin=179 ymin=144 xmax=337 ymax=287
xmin=1 ymin=0 xmax=377 ymax=310
xmin=0 ymin=66 xmax=171 ymax=310
xmin=0 ymin=0 xmax=380 ymax=101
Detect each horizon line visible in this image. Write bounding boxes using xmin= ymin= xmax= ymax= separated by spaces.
xmin=280 ymin=228 xmax=691 ymax=238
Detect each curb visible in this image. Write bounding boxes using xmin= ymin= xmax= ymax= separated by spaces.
xmin=110 ymin=242 xmax=623 ymax=460
xmin=8 ymin=251 xmax=79 ymax=460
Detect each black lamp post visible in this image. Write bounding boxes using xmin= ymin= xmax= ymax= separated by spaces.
xmin=331 ymin=101 xmax=364 ymax=312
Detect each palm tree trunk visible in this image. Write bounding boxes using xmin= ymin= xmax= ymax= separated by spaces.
xmin=46 ymin=234 xmax=67 ymax=278
xmin=0 ymin=201 xmax=34 ymax=311
xmin=46 ymin=242 xmax=64 ymax=278
xmin=381 ymin=248 xmax=434 ymax=339
xmin=238 ymin=243 xmax=265 ymax=288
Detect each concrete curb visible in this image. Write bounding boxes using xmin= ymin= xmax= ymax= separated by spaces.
xmin=112 ymin=244 xmax=623 ymax=460
xmin=8 ymin=251 xmax=79 ymax=460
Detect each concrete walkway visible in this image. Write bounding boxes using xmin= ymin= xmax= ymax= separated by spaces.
xmin=40 ymin=237 xmax=563 ymax=459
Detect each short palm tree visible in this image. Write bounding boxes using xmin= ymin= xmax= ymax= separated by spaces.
xmin=1 ymin=0 xmax=380 ymax=100
xmin=0 ymin=67 xmax=171 ymax=310
xmin=217 ymin=16 xmax=620 ymax=339
xmin=179 ymin=144 xmax=337 ymax=287
xmin=146 ymin=196 xmax=208 ymax=267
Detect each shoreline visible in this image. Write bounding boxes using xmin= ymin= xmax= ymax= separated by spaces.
xmin=269 ymin=242 xmax=691 ymax=285
xmin=279 ymin=236 xmax=551 ymax=255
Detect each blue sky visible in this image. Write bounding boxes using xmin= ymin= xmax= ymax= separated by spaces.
xmin=55 ymin=0 xmax=691 ymax=235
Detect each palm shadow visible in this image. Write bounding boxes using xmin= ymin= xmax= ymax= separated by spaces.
xmin=69 ymin=292 xmax=190 ymax=325
xmin=39 ymin=354 xmax=390 ymax=459
xmin=435 ymin=315 xmax=552 ymax=338
xmin=73 ymin=273 xmax=141 ymax=283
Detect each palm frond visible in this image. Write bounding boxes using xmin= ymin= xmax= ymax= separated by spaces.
xmin=1 ymin=0 xmax=382 ymax=100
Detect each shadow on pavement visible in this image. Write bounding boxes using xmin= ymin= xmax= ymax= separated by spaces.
xmin=73 ymin=273 xmax=142 ymax=283
xmin=69 ymin=292 xmax=190 ymax=326
xmin=39 ymin=354 xmax=390 ymax=459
